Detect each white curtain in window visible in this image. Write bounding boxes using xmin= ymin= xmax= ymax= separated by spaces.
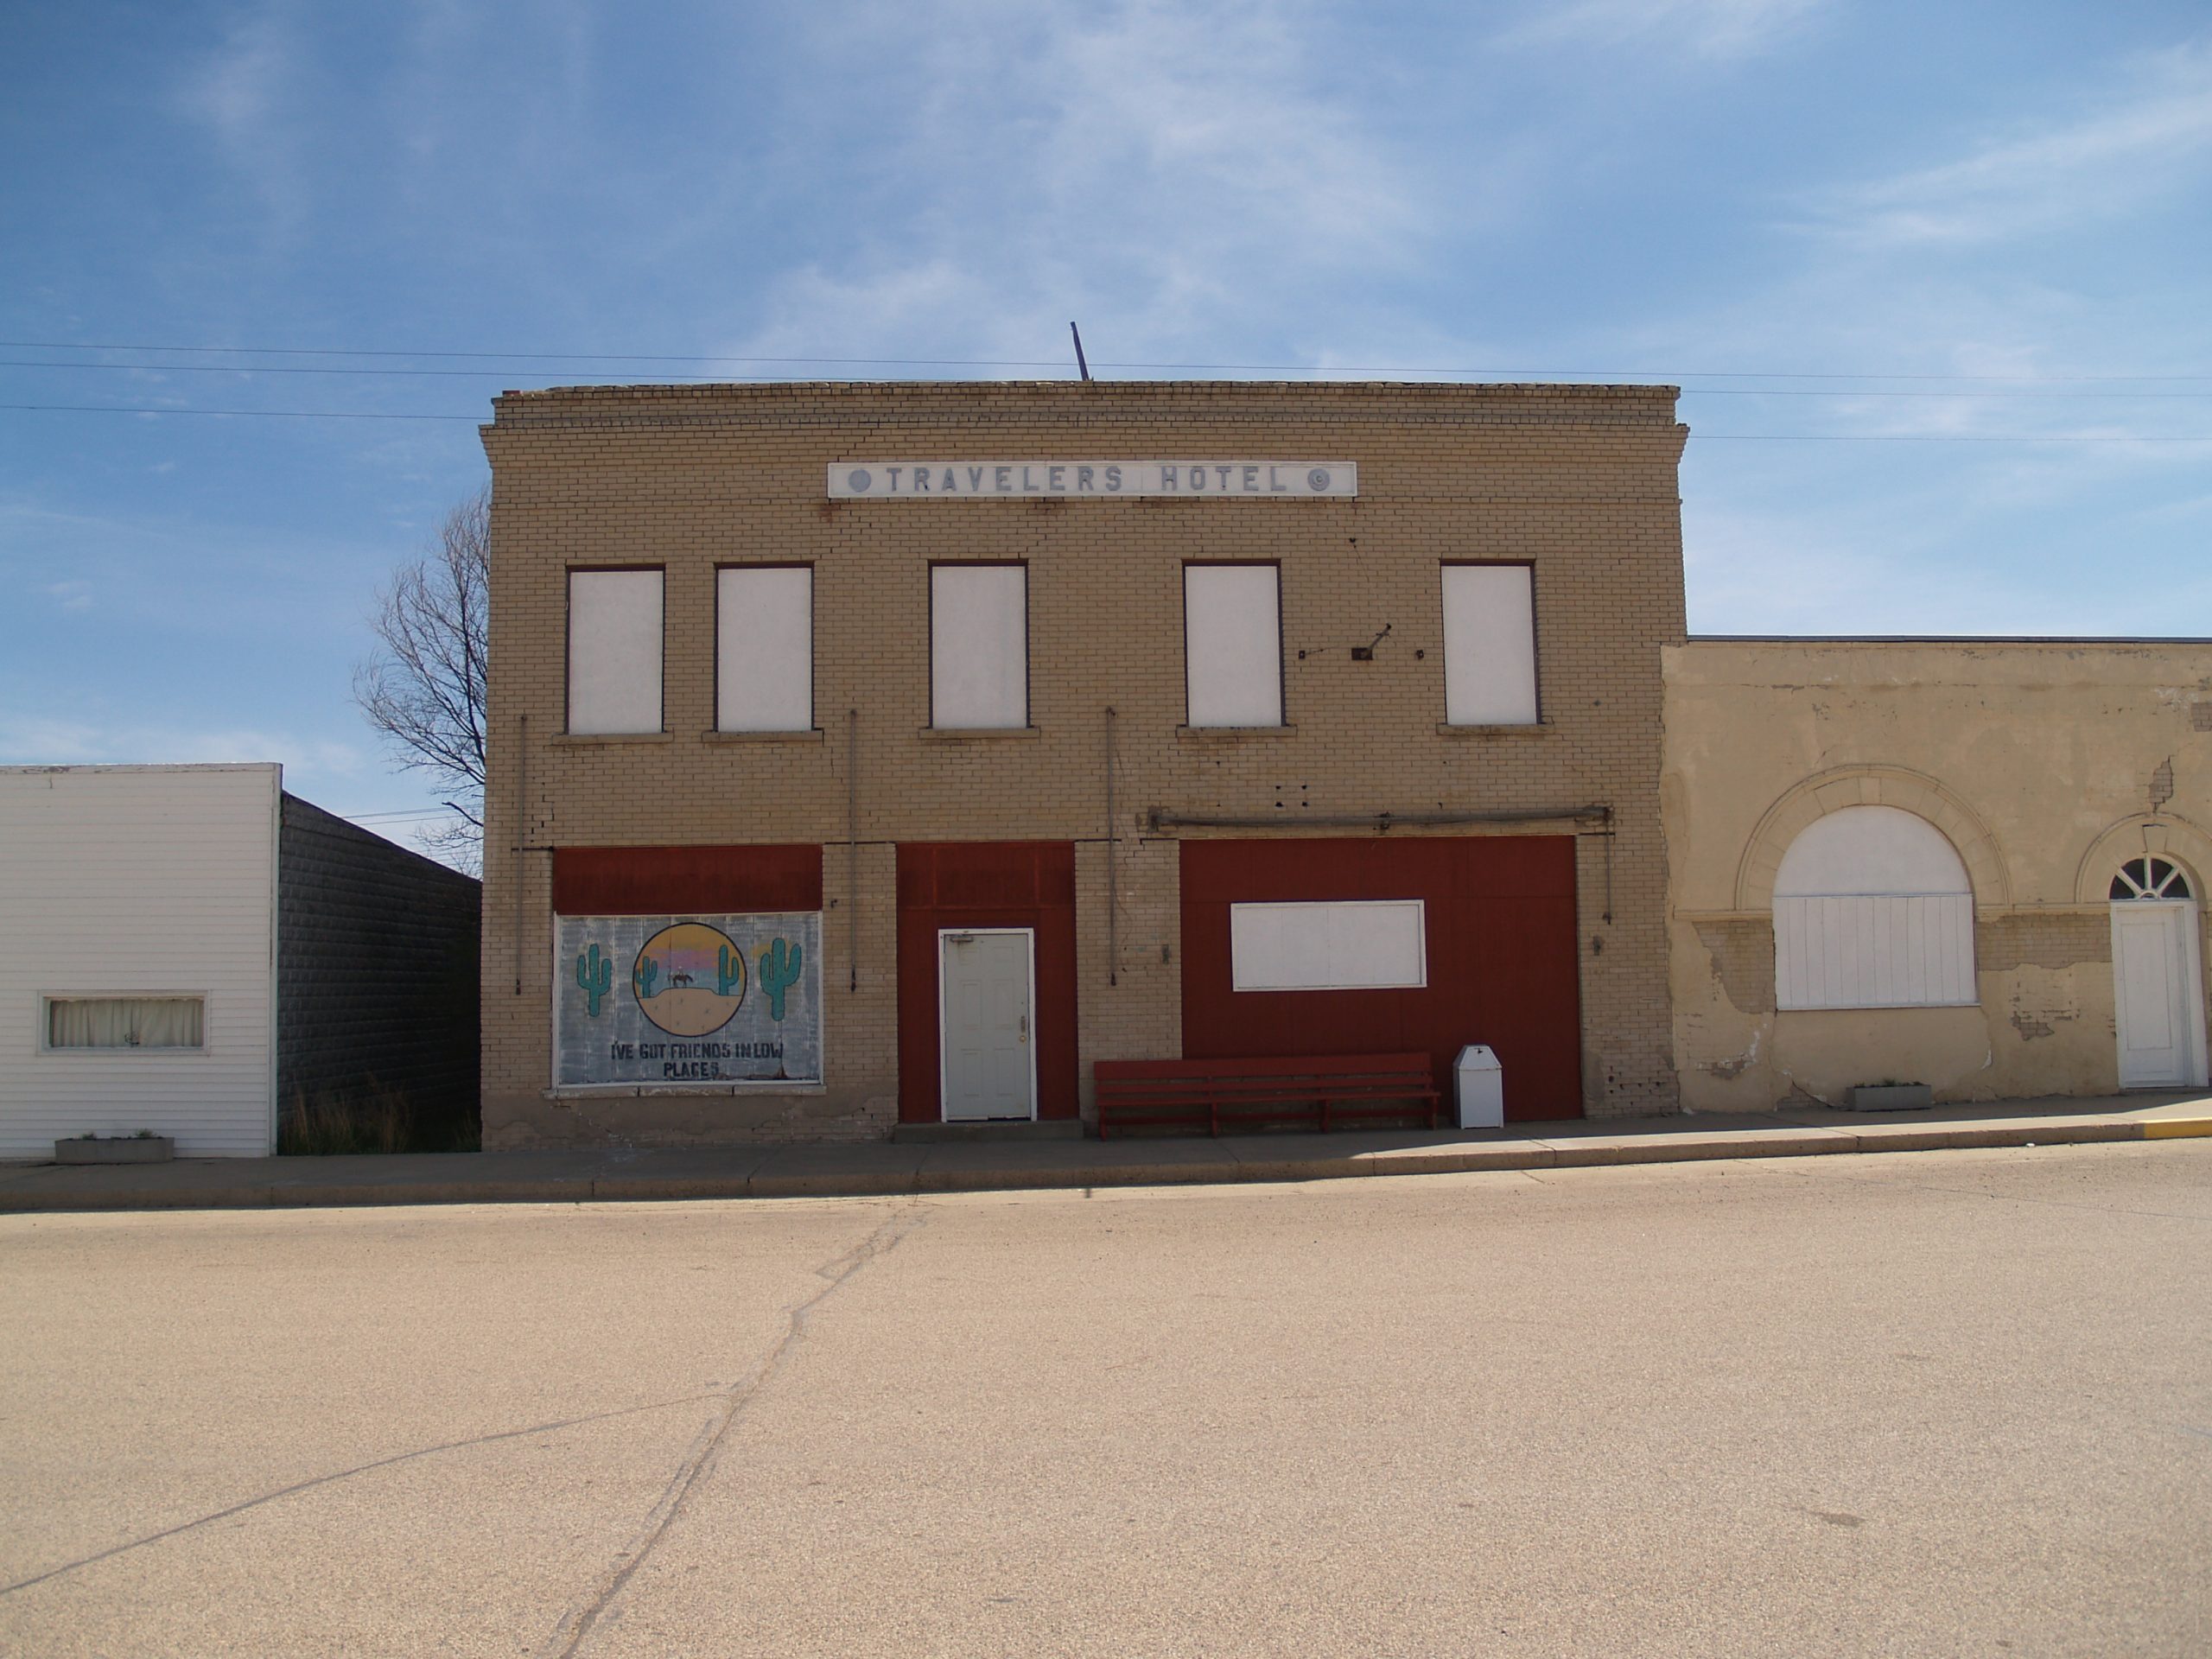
xmin=48 ymin=997 xmax=205 ymax=1049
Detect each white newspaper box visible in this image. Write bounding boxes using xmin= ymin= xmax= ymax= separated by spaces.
xmin=1455 ymin=1045 xmax=1503 ymax=1129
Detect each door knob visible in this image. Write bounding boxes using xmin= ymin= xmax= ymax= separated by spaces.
xmin=1019 ymin=1014 xmax=1028 ymax=1043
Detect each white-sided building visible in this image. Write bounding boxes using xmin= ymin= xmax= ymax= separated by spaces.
xmin=2 ymin=764 xmax=483 ymax=1160
xmin=2 ymin=765 xmax=281 ymax=1157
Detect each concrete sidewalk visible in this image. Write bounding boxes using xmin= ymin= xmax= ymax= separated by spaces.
xmin=4 ymin=1090 xmax=2209 ymax=1214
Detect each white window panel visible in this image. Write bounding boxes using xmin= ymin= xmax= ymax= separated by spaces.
xmin=1776 ymin=805 xmax=1974 ymax=898
xmin=931 ymin=565 xmax=1028 ymax=729
xmin=568 ymin=569 xmax=664 ymax=734
xmin=1442 ymin=564 xmax=1538 ymax=726
xmin=717 ymin=566 xmax=813 ymax=732
xmin=1185 ymin=564 xmax=1283 ymax=728
xmin=1230 ymin=901 xmax=1427 ymax=991
xmin=1774 ymin=807 xmax=1977 ymax=1009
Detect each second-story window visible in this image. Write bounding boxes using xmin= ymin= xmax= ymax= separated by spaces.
xmin=1440 ymin=563 xmax=1538 ymax=726
xmin=931 ymin=563 xmax=1028 ymax=729
xmin=1185 ymin=563 xmax=1283 ymax=728
xmin=716 ymin=565 xmax=813 ymax=733
xmin=567 ymin=568 xmax=664 ymax=734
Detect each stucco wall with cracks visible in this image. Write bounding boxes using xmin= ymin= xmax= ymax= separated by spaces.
xmin=1663 ymin=639 xmax=2212 ymax=1109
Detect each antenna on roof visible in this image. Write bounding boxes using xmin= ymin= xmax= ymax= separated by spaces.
xmin=1070 ymin=321 xmax=1092 ymax=382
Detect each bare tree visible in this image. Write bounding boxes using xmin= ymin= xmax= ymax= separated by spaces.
xmin=354 ymin=485 xmax=489 ymax=869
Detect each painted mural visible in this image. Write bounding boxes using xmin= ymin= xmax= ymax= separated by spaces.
xmin=556 ymin=912 xmax=823 ymax=1086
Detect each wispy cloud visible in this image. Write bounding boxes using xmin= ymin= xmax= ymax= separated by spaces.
xmin=173 ymin=5 xmax=306 ymax=232
xmin=1500 ymin=0 xmax=1826 ymax=61
xmin=42 ymin=581 xmax=92 ymax=612
xmin=1807 ymin=39 xmax=2212 ymax=249
xmin=729 ymin=0 xmax=1436 ymax=367
xmin=0 ymin=714 xmax=365 ymax=778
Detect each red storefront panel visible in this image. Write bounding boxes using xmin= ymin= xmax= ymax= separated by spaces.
xmin=1179 ymin=837 xmax=1583 ymax=1122
xmin=553 ymin=845 xmax=823 ymax=915
xmin=896 ymin=842 xmax=1078 ymax=1122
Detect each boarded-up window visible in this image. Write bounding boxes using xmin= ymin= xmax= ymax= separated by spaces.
xmin=1185 ymin=564 xmax=1282 ymax=728
xmin=716 ymin=566 xmax=812 ymax=732
xmin=1230 ymin=900 xmax=1427 ymax=990
xmin=1442 ymin=564 xmax=1538 ymax=726
xmin=931 ymin=564 xmax=1028 ymax=729
xmin=568 ymin=569 xmax=664 ymax=735
xmin=1773 ymin=805 xmax=1977 ymax=1009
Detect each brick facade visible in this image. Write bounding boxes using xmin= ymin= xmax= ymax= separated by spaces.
xmin=480 ymin=381 xmax=1687 ymax=1147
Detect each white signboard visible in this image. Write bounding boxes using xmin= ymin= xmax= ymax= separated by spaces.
xmin=1230 ymin=900 xmax=1427 ymax=991
xmin=829 ymin=461 xmax=1357 ymax=499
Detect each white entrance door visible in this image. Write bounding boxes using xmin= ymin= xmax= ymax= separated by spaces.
xmin=939 ymin=929 xmax=1036 ymax=1121
xmin=2108 ymin=859 xmax=2207 ymax=1089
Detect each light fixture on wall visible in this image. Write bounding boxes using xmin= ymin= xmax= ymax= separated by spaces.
xmin=1351 ymin=622 xmax=1392 ymax=662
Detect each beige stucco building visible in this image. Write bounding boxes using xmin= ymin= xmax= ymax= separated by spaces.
xmin=1664 ymin=639 xmax=2212 ymax=1110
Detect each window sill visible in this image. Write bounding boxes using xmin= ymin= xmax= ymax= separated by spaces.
xmin=1436 ymin=721 xmax=1548 ymax=738
xmin=919 ymin=725 xmax=1043 ymax=741
xmin=1176 ymin=724 xmax=1296 ymax=741
xmin=38 ymin=1047 xmax=210 ymax=1058
xmin=550 ymin=731 xmax=676 ymax=747
xmin=702 ymin=728 xmax=826 ymax=744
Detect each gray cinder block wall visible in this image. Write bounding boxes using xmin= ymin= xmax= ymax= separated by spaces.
xmin=277 ymin=796 xmax=481 ymax=1132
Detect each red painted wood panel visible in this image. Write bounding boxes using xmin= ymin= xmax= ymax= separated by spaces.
xmin=897 ymin=842 xmax=1078 ymax=1122
xmin=1179 ymin=837 xmax=1583 ymax=1122
xmin=552 ymin=845 xmax=823 ymax=915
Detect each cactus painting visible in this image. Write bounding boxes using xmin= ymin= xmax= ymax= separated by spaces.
xmin=557 ymin=914 xmax=821 ymax=1085
xmin=576 ymin=944 xmax=613 ymax=1015
xmin=758 ymin=938 xmax=803 ymax=1021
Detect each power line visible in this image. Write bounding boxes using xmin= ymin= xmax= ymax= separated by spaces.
xmin=3 ymin=339 xmax=2209 ymax=384
xmin=0 ymin=403 xmax=478 ymax=421
xmin=8 ymin=359 xmax=2212 ymax=398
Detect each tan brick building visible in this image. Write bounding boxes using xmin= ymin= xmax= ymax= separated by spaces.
xmin=478 ymin=380 xmax=1687 ymax=1147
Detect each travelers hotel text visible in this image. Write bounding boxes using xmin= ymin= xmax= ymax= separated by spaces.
xmin=828 ymin=461 xmax=1358 ymax=499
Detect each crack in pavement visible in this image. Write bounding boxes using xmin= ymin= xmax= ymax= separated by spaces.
xmin=0 ymin=1391 xmax=726 ymax=1598
xmin=539 ymin=1200 xmax=927 ymax=1657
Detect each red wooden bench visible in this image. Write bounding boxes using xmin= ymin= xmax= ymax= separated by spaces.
xmin=1093 ymin=1052 xmax=1441 ymax=1140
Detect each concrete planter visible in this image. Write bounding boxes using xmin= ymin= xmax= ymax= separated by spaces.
xmin=1847 ymin=1084 xmax=1933 ymax=1113
xmin=55 ymin=1135 xmax=175 ymax=1164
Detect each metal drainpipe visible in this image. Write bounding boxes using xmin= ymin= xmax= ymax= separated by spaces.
xmin=848 ymin=708 xmax=859 ymax=994
xmin=1105 ymin=707 xmax=1118 ymax=987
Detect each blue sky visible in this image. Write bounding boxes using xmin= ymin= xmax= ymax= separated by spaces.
xmin=3 ymin=1 xmax=2209 ymax=855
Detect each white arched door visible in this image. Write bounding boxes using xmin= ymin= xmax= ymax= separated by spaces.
xmin=2109 ymin=858 xmax=2209 ymax=1089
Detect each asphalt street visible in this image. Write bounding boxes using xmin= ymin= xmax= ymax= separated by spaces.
xmin=3 ymin=1142 xmax=2207 ymax=1656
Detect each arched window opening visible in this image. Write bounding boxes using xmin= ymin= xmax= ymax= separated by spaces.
xmin=2110 ymin=857 xmax=2193 ymax=902
xmin=1773 ymin=805 xmax=1978 ymax=1010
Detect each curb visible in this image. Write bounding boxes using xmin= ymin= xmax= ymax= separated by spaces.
xmin=2 ymin=1113 xmax=2205 ymax=1215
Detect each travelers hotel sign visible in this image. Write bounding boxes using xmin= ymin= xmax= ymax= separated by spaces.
xmin=828 ymin=461 xmax=1357 ymax=499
